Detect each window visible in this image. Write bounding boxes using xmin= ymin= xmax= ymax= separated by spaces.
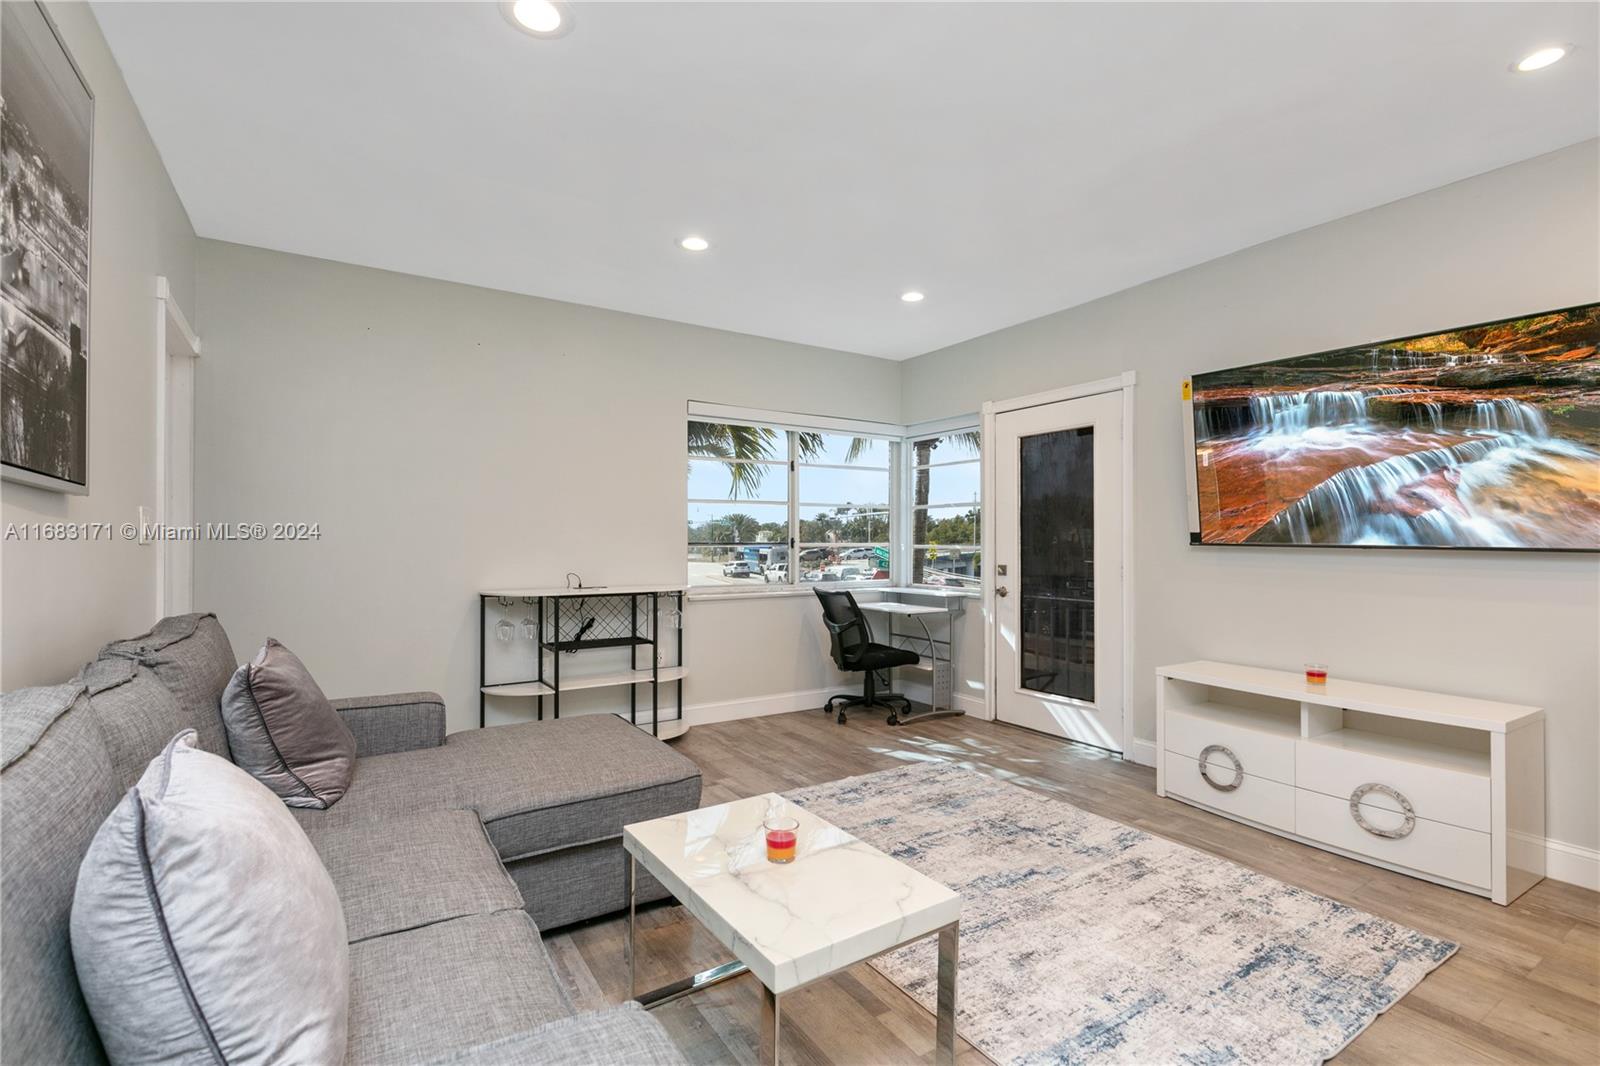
xmin=908 ymin=427 xmax=981 ymax=589
xmin=688 ymin=419 xmax=895 ymax=590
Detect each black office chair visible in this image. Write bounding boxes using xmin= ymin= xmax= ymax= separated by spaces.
xmin=814 ymin=587 xmax=919 ymax=725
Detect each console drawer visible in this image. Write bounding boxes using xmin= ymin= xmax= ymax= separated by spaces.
xmin=1295 ymin=789 xmax=1490 ymax=889
xmin=1165 ymin=708 xmax=1297 ymax=785
xmin=1296 ymin=734 xmax=1490 ymax=833
xmin=1164 ymin=751 xmax=1295 ymax=833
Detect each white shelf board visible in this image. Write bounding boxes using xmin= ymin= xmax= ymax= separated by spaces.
xmin=1303 ymin=727 xmax=1491 ymax=777
xmin=1169 ymin=699 xmax=1300 ymax=737
xmin=553 ymin=666 xmax=687 ymax=692
xmin=482 ymin=584 xmax=687 ymax=598
xmin=617 ymin=711 xmax=689 ymax=740
xmin=481 ymin=681 xmax=554 ymax=697
xmin=1158 ymin=660 xmax=1542 ymax=733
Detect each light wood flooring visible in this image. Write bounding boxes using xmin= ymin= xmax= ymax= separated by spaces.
xmin=545 ymin=710 xmax=1600 ymax=1065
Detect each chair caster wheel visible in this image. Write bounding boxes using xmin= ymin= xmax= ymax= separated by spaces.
xmin=886 ymin=713 xmax=900 ymax=726
xmin=837 ymin=714 xmax=847 ymax=725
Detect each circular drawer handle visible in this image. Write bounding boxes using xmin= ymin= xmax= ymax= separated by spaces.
xmin=1197 ymin=744 xmax=1243 ymax=792
xmin=1349 ymin=783 xmax=1416 ymax=839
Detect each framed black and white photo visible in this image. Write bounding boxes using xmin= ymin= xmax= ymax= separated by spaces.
xmin=1 ymin=0 xmax=93 ymax=494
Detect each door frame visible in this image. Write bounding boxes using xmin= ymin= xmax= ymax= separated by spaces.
xmin=154 ymin=276 xmax=201 ymax=616
xmin=980 ymin=371 xmax=1138 ymax=761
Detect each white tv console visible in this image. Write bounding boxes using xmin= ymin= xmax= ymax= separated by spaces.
xmin=1156 ymin=661 xmax=1545 ymax=905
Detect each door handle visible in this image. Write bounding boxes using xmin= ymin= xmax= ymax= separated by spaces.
xmin=995 ymin=586 xmax=1008 ymax=598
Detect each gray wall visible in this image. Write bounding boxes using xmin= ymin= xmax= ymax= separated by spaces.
xmin=192 ymin=240 xmax=901 ymax=734
xmin=0 ymin=2 xmax=197 ymax=687
xmin=901 ymin=141 xmax=1600 ymax=852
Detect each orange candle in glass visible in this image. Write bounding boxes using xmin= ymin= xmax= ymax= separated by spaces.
xmin=765 ymin=817 xmax=798 ymax=864
xmin=1305 ymin=662 xmax=1328 ymax=686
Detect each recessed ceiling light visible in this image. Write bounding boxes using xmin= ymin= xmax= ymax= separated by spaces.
xmin=679 ymin=236 xmax=710 ymax=252
xmin=901 ymin=291 xmax=925 ymax=303
xmin=501 ymin=0 xmax=573 ymax=39
xmin=1514 ymin=46 xmax=1567 ymax=72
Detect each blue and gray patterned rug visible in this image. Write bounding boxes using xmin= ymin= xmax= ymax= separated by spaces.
xmin=787 ymin=762 xmax=1456 ymax=1066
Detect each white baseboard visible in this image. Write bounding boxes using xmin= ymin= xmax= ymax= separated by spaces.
xmin=894 ymin=680 xmax=987 ymax=718
xmin=686 ymin=687 xmax=842 ymax=726
xmin=1528 ymin=834 xmax=1600 ymax=891
xmin=687 ymin=685 xmax=986 ymax=726
xmin=951 ymin=692 xmax=988 ymax=716
xmin=1125 ymin=737 xmax=1157 ymax=768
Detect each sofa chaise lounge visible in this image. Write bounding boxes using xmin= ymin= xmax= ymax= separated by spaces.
xmin=1 ymin=613 xmax=699 ymax=1065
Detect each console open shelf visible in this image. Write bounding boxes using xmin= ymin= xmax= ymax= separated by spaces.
xmin=1300 ymin=727 xmax=1490 ymax=777
xmin=1168 ymin=698 xmax=1301 ymax=737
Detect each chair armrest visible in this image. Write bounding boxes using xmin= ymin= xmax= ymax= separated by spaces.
xmin=330 ymin=692 xmax=446 ymax=757
xmin=421 ymin=1004 xmax=687 ymax=1066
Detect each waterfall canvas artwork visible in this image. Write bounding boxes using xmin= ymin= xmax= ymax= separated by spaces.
xmin=1190 ymin=303 xmax=1600 ymax=550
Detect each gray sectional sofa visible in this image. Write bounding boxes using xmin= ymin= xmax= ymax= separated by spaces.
xmin=1 ymin=613 xmax=700 ymax=1065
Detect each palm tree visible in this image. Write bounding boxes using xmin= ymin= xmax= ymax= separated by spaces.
xmin=688 ymin=422 xmax=874 ymax=499
xmin=911 ymin=431 xmax=981 ymax=584
xmin=717 ymin=512 xmax=762 ymax=543
xmin=688 ymin=421 xmax=782 ymax=498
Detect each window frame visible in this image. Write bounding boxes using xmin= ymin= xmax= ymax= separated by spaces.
xmin=687 ymin=406 xmax=901 ymax=595
xmin=899 ymin=418 xmax=983 ymax=591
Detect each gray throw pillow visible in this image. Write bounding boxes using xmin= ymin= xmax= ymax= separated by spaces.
xmin=221 ymin=639 xmax=356 ymax=809
xmin=70 ymin=730 xmax=349 ymax=1065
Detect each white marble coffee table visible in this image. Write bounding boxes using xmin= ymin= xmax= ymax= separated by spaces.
xmin=623 ymin=793 xmax=961 ymax=1065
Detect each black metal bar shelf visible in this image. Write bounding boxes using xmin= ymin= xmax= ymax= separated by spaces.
xmin=478 ymin=585 xmax=688 ymax=738
xmin=542 ymin=636 xmax=653 ymax=653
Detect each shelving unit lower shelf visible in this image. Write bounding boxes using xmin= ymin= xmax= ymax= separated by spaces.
xmin=479 ymin=585 xmax=688 ymax=738
xmin=480 ymin=681 xmax=554 ymax=698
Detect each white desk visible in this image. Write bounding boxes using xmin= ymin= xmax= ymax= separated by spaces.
xmin=859 ymin=590 xmax=968 ymax=720
xmin=859 ymin=602 xmax=947 ymax=618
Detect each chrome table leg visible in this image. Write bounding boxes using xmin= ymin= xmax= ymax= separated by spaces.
xmin=760 ymin=984 xmax=781 ymax=1066
xmin=936 ymin=921 xmax=958 ymax=1065
xmin=627 ymin=856 xmax=637 ymax=999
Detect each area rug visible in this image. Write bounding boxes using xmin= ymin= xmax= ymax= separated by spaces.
xmin=786 ymin=762 xmax=1456 ymax=1066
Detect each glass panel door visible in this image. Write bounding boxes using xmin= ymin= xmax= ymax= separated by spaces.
xmin=1019 ymin=426 xmax=1094 ymax=702
xmin=992 ymin=389 xmax=1124 ymax=752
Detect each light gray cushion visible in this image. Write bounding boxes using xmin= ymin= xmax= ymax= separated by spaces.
xmin=443 ymin=715 xmax=702 ymax=861
xmin=346 ymin=911 xmax=570 ymax=1066
xmin=79 ymin=656 xmax=189 ymax=791
xmin=100 ymin=614 xmax=237 ymax=759
xmin=505 ymin=837 xmax=673 ymax=932
xmin=294 ymin=717 xmax=701 ymax=854
xmin=423 ymin=1003 xmax=689 ymax=1066
xmin=71 ymin=730 xmax=350 ymax=1066
xmin=290 ymin=715 xmax=700 ymax=929
xmin=304 ymin=808 xmax=524 ymax=943
xmin=222 ymin=639 xmax=356 ymax=809
xmin=291 ymin=745 xmax=466 ymax=837
xmin=1 ymin=683 xmax=121 ymax=1066
xmin=330 ymin=691 xmax=446 ymax=756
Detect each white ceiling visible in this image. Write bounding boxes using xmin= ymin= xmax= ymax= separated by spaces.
xmin=95 ymin=2 xmax=1598 ymax=359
